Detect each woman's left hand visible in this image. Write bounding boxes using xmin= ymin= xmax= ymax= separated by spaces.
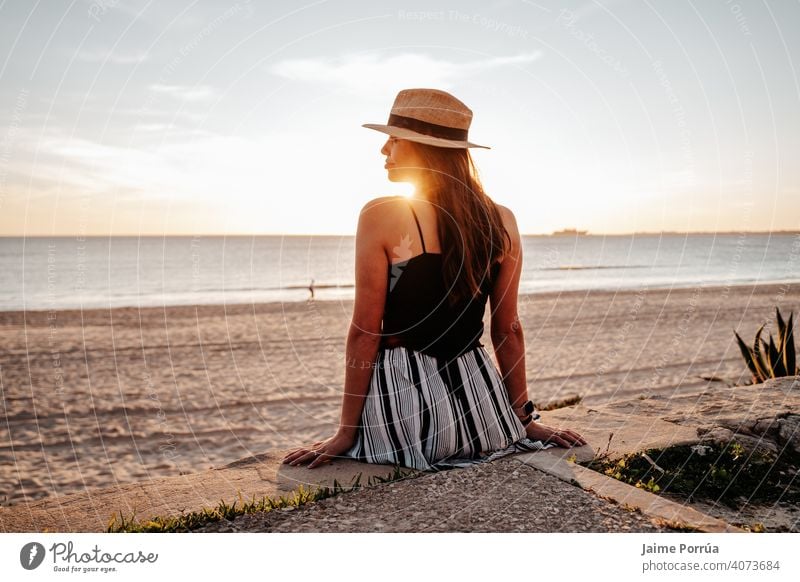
xmin=281 ymin=431 xmax=356 ymax=469
xmin=524 ymin=421 xmax=587 ymax=448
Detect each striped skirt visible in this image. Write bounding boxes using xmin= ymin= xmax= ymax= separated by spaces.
xmin=340 ymin=345 xmax=556 ymax=471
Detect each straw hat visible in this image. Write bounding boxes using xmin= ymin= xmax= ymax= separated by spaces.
xmin=362 ymin=88 xmax=490 ymax=149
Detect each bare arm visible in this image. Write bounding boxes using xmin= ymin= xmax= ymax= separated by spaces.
xmin=489 ymin=206 xmax=528 ymax=410
xmin=282 ymin=198 xmax=390 ymax=469
xmin=337 ymin=198 xmax=389 ymax=437
xmin=488 ymin=206 xmax=587 ymax=448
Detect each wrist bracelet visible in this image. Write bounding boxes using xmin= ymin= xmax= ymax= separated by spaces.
xmin=513 ymin=400 xmax=538 ymax=427
xmin=513 ymin=400 xmax=535 ymax=416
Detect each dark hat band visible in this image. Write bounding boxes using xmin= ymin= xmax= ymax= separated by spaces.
xmin=387 ymin=113 xmax=469 ymax=142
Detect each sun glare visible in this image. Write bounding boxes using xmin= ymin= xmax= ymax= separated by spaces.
xmin=394 ymin=182 xmax=415 ymax=198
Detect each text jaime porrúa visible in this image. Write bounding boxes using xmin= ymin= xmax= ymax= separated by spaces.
xmin=641 ymin=542 xmax=719 ymax=556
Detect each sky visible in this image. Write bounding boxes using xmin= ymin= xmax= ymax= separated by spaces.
xmin=0 ymin=0 xmax=798 ymax=236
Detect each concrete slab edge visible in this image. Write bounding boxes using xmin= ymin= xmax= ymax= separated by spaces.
xmin=512 ymin=452 xmax=745 ymax=533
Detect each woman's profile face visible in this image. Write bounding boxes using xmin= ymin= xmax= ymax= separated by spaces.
xmin=381 ymin=136 xmax=425 ymax=184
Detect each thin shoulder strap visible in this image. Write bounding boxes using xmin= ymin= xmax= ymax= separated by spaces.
xmin=407 ymin=200 xmax=427 ymax=253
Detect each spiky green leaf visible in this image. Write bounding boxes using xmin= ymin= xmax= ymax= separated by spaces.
xmin=752 ymin=324 xmax=768 ymax=383
xmin=761 ymin=339 xmax=775 ymax=377
xmin=768 ymin=335 xmax=787 ymax=376
xmin=734 ymin=330 xmax=759 ymax=380
xmin=785 ymin=312 xmax=796 ymax=375
xmin=776 ymin=307 xmax=787 ymax=355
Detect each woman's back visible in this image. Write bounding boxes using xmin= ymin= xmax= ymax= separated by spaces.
xmin=341 ymin=196 xmax=552 ymax=471
xmin=379 ymin=196 xmax=502 ymax=362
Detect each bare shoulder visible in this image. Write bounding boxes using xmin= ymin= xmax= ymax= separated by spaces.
xmin=495 ymin=203 xmax=518 ymax=232
xmin=360 ymin=195 xmax=403 ymax=215
xmin=356 ymin=197 xmax=405 ymax=256
xmin=494 ymin=203 xmax=521 ymax=252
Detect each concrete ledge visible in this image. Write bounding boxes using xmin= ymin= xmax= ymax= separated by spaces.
xmin=540 ymin=406 xmax=703 ymax=460
xmin=0 ymin=450 xmax=415 ymax=533
xmin=513 ymin=448 xmax=744 ymax=533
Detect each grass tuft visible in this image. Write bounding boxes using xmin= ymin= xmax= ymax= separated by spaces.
xmin=650 ymin=517 xmax=701 ymax=532
xmin=107 ymin=465 xmax=418 ymax=533
xmin=536 ymin=394 xmax=583 ymax=411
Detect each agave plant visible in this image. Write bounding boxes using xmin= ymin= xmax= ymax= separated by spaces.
xmin=734 ymin=307 xmax=798 ymax=384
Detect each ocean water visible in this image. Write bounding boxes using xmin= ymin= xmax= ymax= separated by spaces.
xmin=1 ymin=233 xmax=799 ymax=311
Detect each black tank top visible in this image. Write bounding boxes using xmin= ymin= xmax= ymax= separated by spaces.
xmin=379 ymin=200 xmax=501 ymax=362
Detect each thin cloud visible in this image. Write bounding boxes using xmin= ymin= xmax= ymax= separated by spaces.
xmin=10 ymin=127 xmax=334 ymax=205
xmin=77 ymin=49 xmax=150 ymax=64
xmin=267 ymin=51 xmax=543 ymax=95
xmin=559 ymin=0 xmax=633 ymax=21
xmin=149 ymin=84 xmax=216 ymax=102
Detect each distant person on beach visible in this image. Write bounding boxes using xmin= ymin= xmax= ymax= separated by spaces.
xmin=283 ymin=88 xmax=586 ymax=470
xmin=308 ymin=278 xmax=315 ymax=300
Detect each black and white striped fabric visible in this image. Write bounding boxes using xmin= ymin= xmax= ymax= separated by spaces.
xmin=340 ymin=345 xmax=557 ymax=471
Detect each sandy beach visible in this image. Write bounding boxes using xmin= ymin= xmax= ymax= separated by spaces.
xmin=1 ymin=281 xmax=797 ymax=507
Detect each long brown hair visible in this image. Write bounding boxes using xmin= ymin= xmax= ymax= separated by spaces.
xmin=409 ymin=141 xmax=511 ymax=308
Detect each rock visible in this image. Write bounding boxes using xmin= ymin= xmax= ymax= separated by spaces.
xmin=698 ymin=426 xmax=778 ymax=458
xmin=777 ymin=414 xmax=800 ymax=457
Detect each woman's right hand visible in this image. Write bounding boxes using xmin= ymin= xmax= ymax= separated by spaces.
xmin=524 ymin=421 xmax=587 ymax=448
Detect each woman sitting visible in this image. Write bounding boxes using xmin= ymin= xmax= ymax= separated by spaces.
xmin=283 ymin=88 xmax=586 ymax=470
